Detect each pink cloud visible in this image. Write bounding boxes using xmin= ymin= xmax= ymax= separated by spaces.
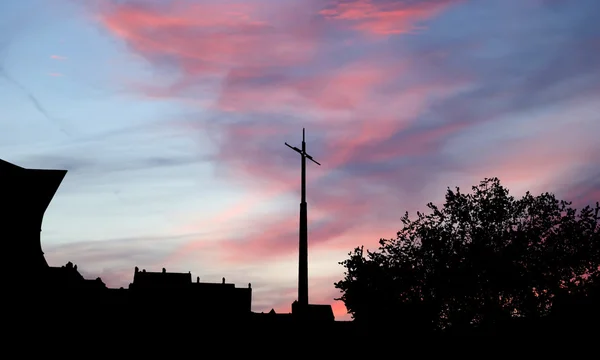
xmin=210 ymin=65 xmax=471 ymax=183
xmin=464 ymin=120 xmax=598 ymax=196
xmin=50 ymin=55 xmax=67 ymax=60
xmin=96 ymin=0 xmax=462 ymax=105
xmin=97 ymin=0 xmax=321 ymax=82
xmin=215 ymin=58 xmax=407 ymax=113
xmin=89 ymin=0 xmax=481 ymax=316
xmin=320 ymin=0 xmax=462 ymax=35
xmin=161 ymin=74 xmax=472 ymax=267
xmin=48 ymin=72 xmax=63 ymax=76
xmin=171 ymin=174 xmax=391 ymax=266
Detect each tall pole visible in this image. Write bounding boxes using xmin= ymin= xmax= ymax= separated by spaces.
xmin=285 ymin=128 xmax=320 ymax=308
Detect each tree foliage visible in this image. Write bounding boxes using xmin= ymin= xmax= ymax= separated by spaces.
xmin=335 ymin=178 xmax=600 ymax=332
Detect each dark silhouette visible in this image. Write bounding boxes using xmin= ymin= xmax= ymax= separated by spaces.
xmin=2 ymin=159 xmax=66 ymax=274
xmin=5 ymin=155 xmax=598 ymax=340
xmin=335 ymin=177 xmax=600 ymax=335
xmin=285 ymin=128 xmax=321 ymax=308
xmin=2 ymin=157 xmax=339 ymax=338
xmin=128 ymin=267 xmax=251 ymax=314
xmin=285 ymin=128 xmax=335 ymax=320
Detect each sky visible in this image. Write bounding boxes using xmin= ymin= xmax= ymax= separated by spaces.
xmin=1 ymin=0 xmax=599 ymax=320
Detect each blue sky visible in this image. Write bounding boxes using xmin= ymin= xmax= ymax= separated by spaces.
xmin=1 ymin=0 xmax=599 ymax=318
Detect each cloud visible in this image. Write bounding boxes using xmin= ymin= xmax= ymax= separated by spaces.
xmin=62 ymin=0 xmax=600 ymax=316
xmin=97 ymin=0 xmax=321 ymax=85
xmin=17 ymin=152 xmax=210 ymax=180
xmin=50 ymin=55 xmax=67 ymax=60
xmin=46 ymin=231 xmax=350 ymax=316
xmin=320 ymin=0 xmax=463 ymax=35
xmin=44 ymin=231 xmax=217 ymax=287
xmin=45 ymin=232 xmax=201 ymax=266
xmin=556 ymin=159 xmax=600 ymax=209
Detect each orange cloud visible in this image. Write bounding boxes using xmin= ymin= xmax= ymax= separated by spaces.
xmin=320 ymin=0 xmax=461 ymax=35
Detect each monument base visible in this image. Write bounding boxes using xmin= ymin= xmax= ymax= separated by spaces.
xmin=291 ymin=300 xmax=335 ymax=322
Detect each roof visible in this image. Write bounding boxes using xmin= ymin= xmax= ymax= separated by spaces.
xmin=132 ymin=271 xmax=192 ymax=287
xmin=1 ymin=158 xmax=67 ymax=220
xmin=46 ymin=266 xmax=85 ymax=281
xmin=0 ymin=159 xmax=23 ymax=171
xmin=306 ymin=304 xmax=335 ymax=319
xmin=192 ymin=282 xmax=236 ymax=289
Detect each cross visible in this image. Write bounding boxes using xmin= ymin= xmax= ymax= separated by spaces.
xmin=285 ymin=128 xmax=320 ymax=308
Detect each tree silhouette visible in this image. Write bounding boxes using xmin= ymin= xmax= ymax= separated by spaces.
xmin=335 ymin=178 xmax=600 ymax=333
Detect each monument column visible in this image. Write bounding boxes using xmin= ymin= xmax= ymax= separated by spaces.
xmin=285 ymin=129 xmax=321 ymax=308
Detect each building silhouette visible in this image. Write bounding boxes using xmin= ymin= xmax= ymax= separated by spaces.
xmin=2 ymin=159 xmax=66 ymax=273
xmin=129 ymin=267 xmax=252 ymax=315
xmin=2 ymin=158 xmax=336 ymax=325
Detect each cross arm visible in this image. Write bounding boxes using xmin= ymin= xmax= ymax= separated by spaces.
xmin=305 ymin=154 xmax=321 ymax=166
xmin=285 ymin=142 xmax=321 ymax=165
xmin=285 ymin=142 xmax=302 ymax=154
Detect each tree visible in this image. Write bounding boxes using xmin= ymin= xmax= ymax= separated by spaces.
xmin=334 ymin=178 xmax=600 ymax=333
